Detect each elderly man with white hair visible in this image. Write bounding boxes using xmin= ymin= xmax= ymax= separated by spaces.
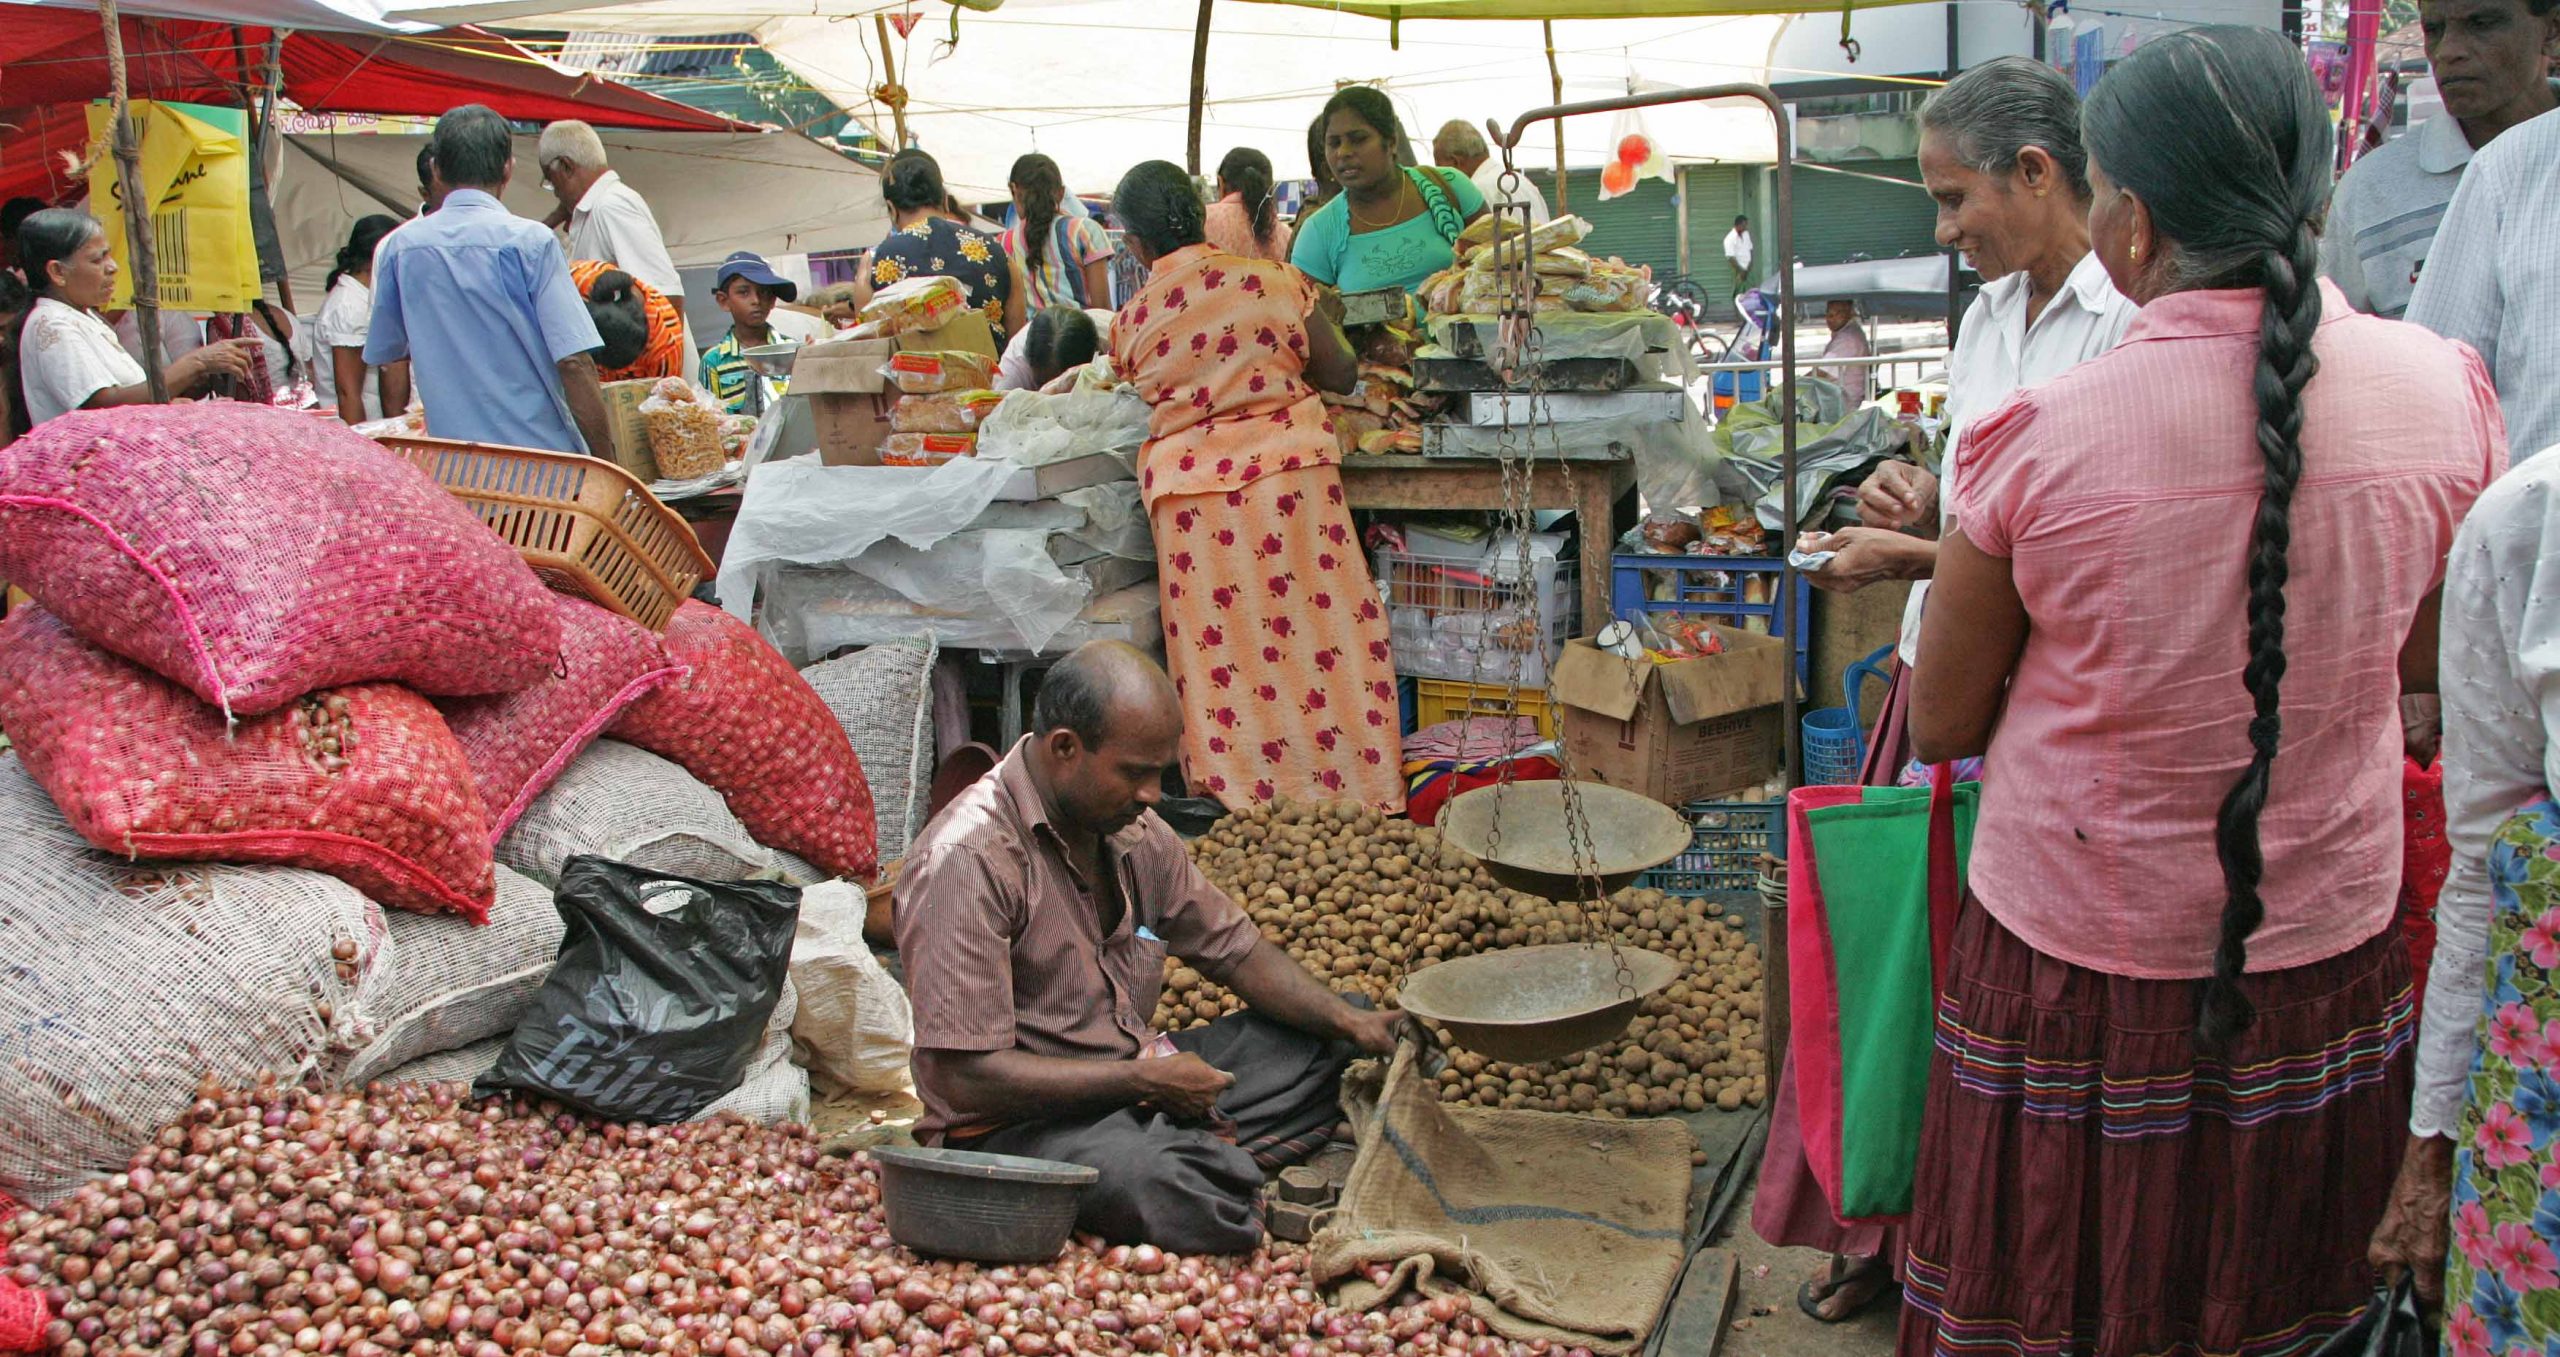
xmin=1431 ymin=118 xmax=1550 ymax=226
xmin=539 ymin=121 xmax=686 ymax=311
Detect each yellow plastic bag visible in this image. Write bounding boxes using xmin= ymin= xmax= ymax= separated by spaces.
xmin=85 ymin=100 xmax=260 ymax=313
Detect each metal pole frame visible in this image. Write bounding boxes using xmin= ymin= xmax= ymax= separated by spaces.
xmin=1490 ymin=83 xmax=1800 ymax=787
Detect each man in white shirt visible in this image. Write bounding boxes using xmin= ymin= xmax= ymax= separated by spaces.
xmin=538 ymin=120 xmax=695 ymax=369
xmin=1723 ymin=216 xmax=1754 ymax=291
xmin=2406 ymin=104 xmax=2560 ymax=461
xmin=2322 ymin=0 xmax=2557 ymax=319
xmin=1431 ymin=120 xmax=1551 ymax=226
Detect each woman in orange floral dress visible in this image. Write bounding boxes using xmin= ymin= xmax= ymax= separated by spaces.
xmin=1109 ymin=161 xmax=1403 ymax=812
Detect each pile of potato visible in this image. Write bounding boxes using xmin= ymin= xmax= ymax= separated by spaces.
xmin=1162 ymin=797 xmax=1767 ymax=1117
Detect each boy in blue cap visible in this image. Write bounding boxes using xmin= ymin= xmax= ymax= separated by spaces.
xmin=698 ymin=250 xmax=801 ymax=413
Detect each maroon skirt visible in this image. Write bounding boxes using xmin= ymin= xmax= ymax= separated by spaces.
xmin=1896 ymin=897 xmax=2412 ymax=1357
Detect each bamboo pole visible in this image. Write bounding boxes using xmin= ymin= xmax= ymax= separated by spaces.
xmin=1187 ymin=0 xmax=1215 ymax=175
xmin=1544 ymin=21 xmax=1566 ymax=214
xmin=99 ymin=0 xmax=166 ymax=401
xmin=873 ymin=14 xmax=908 ymax=148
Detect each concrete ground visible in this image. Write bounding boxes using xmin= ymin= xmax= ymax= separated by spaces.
xmin=1709 ymin=1180 xmax=1902 ymax=1357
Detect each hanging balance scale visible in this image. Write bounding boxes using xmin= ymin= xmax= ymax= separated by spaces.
xmin=1392 ymin=161 xmax=1686 ymax=1066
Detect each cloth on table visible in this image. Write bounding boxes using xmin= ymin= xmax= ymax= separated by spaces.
xmin=1896 ymin=897 xmax=2410 ymax=1357
xmin=972 ymin=1006 xmax=1363 ymax=1255
xmin=1153 ymin=466 xmax=1405 ymax=810
xmin=1400 ymin=716 xmax=1558 ymax=829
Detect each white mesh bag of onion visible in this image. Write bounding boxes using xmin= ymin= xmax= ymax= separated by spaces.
xmin=495 ymin=741 xmax=779 ymax=887
xmin=336 ymin=867 xmax=566 ymax=1089
xmin=0 ymin=756 xmax=387 ymax=1205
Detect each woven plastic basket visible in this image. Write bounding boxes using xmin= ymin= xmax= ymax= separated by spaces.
xmin=378 ymin=437 xmax=713 ymax=632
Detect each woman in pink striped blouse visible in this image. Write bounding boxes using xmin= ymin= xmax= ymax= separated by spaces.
xmin=1899 ymin=27 xmax=2506 ymax=1356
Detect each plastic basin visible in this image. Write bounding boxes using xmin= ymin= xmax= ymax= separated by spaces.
xmin=870 ymin=1146 xmax=1098 ymax=1263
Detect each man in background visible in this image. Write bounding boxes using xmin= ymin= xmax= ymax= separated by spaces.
xmin=1431 ymin=119 xmax=1551 ymax=226
xmin=1724 ymin=215 xmax=1754 ymax=292
xmin=368 ymin=105 xmax=612 ymax=457
xmin=1816 ymin=299 xmax=1873 ymax=404
xmin=539 ymin=120 xmax=693 ymax=368
xmin=414 ymin=146 xmax=446 ymax=216
xmin=2324 ymin=0 xmax=2557 ymax=318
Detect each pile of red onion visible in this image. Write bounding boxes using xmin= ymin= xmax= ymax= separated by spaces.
xmin=3 ymin=1079 xmax=1599 ymax=1357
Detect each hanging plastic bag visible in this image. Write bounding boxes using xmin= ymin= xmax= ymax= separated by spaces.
xmin=1600 ymin=108 xmax=1672 ymax=200
xmin=477 ymin=857 xmax=800 ymax=1123
xmin=2305 ymin=1276 xmax=2433 ymax=1357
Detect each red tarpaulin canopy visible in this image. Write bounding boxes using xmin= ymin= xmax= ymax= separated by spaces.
xmin=0 ymin=12 xmax=744 ymax=203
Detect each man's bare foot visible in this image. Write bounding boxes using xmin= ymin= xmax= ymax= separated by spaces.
xmin=1796 ymin=1254 xmax=1894 ymax=1323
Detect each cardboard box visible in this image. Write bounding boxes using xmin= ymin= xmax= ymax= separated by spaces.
xmin=791 ymin=337 xmax=898 ymax=466
xmin=598 ymin=379 xmax=661 ymax=481
xmin=894 ymin=311 xmax=1000 ymax=362
xmin=1552 ymin=627 xmax=1788 ymax=807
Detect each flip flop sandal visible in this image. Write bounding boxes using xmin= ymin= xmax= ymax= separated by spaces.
xmin=1797 ymin=1255 xmax=1890 ymax=1324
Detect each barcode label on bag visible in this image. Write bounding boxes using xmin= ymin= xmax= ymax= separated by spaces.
xmin=151 ymin=209 xmax=195 ymax=307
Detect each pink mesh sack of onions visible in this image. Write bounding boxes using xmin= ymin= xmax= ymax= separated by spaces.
xmin=612 ymin=601 xmax=879 ymax=881
xmin=0 ymin=607 xmax=499 ymax=921
xmin=437 ymin=594 xmax=687 ymax=839
xmin=0 ymin=404 xmax=562 ymax=718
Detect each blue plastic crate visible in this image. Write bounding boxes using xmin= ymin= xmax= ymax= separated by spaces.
xmin=1397 ymin=675 xmax=1418 ymax=735
xmin=1608 ymin=553 xmax=1812 ymax=685
xmin=1635 ymin=800 xmax=1780 ymax=897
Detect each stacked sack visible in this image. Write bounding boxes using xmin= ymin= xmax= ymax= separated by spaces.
xmin=0 ymin=405 xmax=886 ymax=1202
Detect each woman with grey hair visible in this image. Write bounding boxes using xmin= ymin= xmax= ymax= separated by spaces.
xmin=1761 ymin=53 xmax=2137 ymax=1325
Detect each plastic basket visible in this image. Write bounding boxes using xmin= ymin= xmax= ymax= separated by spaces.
xmin=378 ymin=436 xmax=712 ymax=632
xmin=1638 ymin=800 xmax=1780 ymax=897
xmin=1609 ymin=553 xmax=1811 ymax=685
xmin=1410 ymin=677 xmax=1557 ymax=740
xmin=1803 ymin=706 xmax=1862 ymax=785
xmin=1377 ymin=546 xmax=1577 ymax=687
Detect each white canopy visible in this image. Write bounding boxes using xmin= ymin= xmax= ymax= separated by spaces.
xmin=3 ymin=0 xmax=431 ymax=31
xmin=382 ymin=0 xmax=1786 ymax=198
xmin=269 ymin=126 xmax=888 ymax=304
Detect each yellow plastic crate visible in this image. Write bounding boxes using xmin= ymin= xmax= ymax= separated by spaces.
xmin=1409 ymin=677 xmax=1557 ymax=740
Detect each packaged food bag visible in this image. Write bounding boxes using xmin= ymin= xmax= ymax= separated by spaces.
xmin=436 ymin=594 xmax=686 ymax=838
xmin=611 ymin=600 xmax=879 ymax=882
xmin=0 ymin=403 xmax=561 ymax=718
xmin=640 ymin=377 xmax=728 ymax=481
xmin=1466 ymin=215 xmax=1593 ymax=273
xmin=884 ymin=350 xmax=996 ymax=394
xmin=859 ymin=276 xmax=968 ymax=336
xmin=477 ymin=857 xmax=798 ymax=1123
xmin=0 ymin=607 xmax=497 ymax=920
xmin=880 ymin=432 xmax=976 ymax=466
xmin=890 ymin=390 xmax=1004 ymax=434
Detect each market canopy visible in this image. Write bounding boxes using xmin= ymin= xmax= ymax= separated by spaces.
xmin=2 ymin=0 xmax=430 ymax=33
xmin=1238 ymin=0 xmax=1935 ymax=19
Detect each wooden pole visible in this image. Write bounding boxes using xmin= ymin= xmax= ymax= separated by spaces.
xmin=873 ymin=15 xmax=909 ymax=148
xmin=1187 ymin=0 xmax=1215 ymax=176
xmin=1544 ymin=21 xmax=1566 ymax=214
xmin=99 ymin=0 xmax=166 ymax=402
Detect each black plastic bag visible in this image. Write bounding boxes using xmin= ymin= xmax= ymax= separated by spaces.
xmin=480 ymin=856 xmax=799 ymax=1123
xmin=2310 ymin=1277 xmax=2436 ymax=1357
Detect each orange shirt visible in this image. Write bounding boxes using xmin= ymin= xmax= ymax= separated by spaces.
xmin=569 ymin=258 xmax=683 ymax=383
xmin=1111 ymin=244 xmax=1336 ymax=505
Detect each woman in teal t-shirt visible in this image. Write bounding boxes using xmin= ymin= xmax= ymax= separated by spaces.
xmin=1291 ymin=88 xmax=1486 ymax=295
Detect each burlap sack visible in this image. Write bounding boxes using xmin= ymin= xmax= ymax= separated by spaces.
xmin=800 ymin=638 xmax=938 ymax=863
xmin=1313 ymin=1045 xmax=1693 ymax=1354
xmin=788 ymin=882 xmax=914 ymax=1095
xmin=339 ymin=866 xmax=564 ymax=1087
xmin=497 ymin=741 xmax=778 ymax=885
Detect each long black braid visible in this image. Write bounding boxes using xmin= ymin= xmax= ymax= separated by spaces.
xmin=1009 ymin=154 xmax=1067 ymax=276
xmin=2082 ymin=27 xmax=2333 ymax=1052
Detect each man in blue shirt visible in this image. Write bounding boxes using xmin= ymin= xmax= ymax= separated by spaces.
xmin=367 ymin=104 xmax=612 ymax=456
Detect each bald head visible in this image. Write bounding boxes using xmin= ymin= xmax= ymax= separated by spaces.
xmin=1034 ymin=641 xmax=1179 ymax=751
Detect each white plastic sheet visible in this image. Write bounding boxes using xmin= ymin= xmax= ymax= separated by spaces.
xmin=975 ymin=386 xmax=1150 ymax=469
xmin=759 ymin=530 xmax=1096 ymax=661
xmin=1056 ymin=482 xmax=1155 ymax=561
xmin=716 ymin=455 xmax=1023 ymax=622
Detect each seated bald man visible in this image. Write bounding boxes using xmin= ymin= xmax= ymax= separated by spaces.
xmin=895 ymin=641 xmax=1398 ymax=1254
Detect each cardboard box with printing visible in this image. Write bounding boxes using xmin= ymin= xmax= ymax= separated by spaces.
xmin=1552 ymin=626 xmax=1788 ymax=807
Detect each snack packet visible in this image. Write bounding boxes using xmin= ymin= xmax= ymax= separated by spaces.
xmin=884 ymin=350 xmax=997 ymax=394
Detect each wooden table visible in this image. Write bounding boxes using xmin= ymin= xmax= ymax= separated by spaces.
xmin=1338 ymin=452 xmax=1636 ymax=636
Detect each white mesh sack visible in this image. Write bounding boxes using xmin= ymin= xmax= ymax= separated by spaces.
xmin=0 ymin=755 xmax=389 ymax=1204
xmin=800 ymin=638 xmax=938 ymax=863
xmin=339 ymin=866 xmax=565 ymax=1087
xmin=496 ymin=740 xmax=779 ymax=886
xmin=370 ymin=980 xmax=807 ymax=1125
xmin=789 ymin=882 xmax=915 ymax=1095
xmin=768 ymin=849 xmax=827 ymax=887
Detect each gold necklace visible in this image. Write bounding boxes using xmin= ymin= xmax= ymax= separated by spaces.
xmin=1347 ymin=174 xmax=1415 ymax=232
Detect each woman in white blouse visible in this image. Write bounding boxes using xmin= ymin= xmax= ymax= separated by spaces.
xmin=8 ymin=209 xmax=256 ymax=434
xmin=2370 ymin=463 xmax=2560 ymax=1323
xmin=315 ymin=215 xmax=409 ymax=425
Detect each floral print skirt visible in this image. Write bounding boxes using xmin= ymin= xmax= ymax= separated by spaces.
xmin=2449 ymin=793 xmax=2560 ymax=1357
xmin=1149 ymin=464 xmax=1404 ymax=812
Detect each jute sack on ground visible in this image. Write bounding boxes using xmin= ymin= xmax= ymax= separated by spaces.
xmin=0 ymin=756 xmax=389 ymax=1204
xmin=338 ymin=866 xmax=565 ymax=1087
xmin=799 ymin=638 xmax=938 ymax=863
xmin=1313 ymin=1044 xmax=1693 ymax=1354
xmin=497 ymin=740 xmax=778 ymax=885
xmin=372 ymin=980 xmax=807 ymax=1125
xmin=789 ymin=882 xmax=914 ymax=1095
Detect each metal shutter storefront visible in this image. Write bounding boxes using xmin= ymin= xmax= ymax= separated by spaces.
xmin=1788 ymin=157 xmax=1939 ymax=268
xmin=1678 ymin=163 xmax=1749 ymax=315
xmin=1525 ymin=169 xmax=1681 ymax=281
